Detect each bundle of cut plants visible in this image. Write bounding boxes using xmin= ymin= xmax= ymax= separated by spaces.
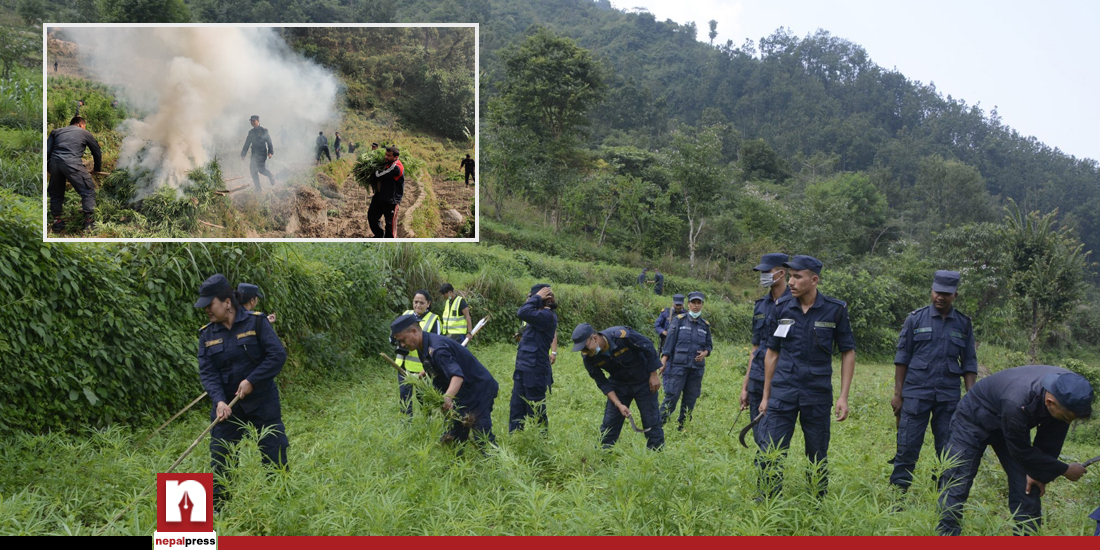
xmin=352 ymin=147 xmax=424 ymax=194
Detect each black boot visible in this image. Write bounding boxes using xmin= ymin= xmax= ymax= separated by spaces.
xmin=52 ymin=218 xmax=65 ymax=233
xmin=83 ymin=216 xmax=95 ymax=232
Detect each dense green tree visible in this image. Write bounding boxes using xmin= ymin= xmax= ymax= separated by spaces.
xmin=665 ymin=124 xmax=730 ymax=267
xmin=1002 ymin=200 xmax=1091 ymax=360
xmin=100 ymin=0 xmax=190 ymax=21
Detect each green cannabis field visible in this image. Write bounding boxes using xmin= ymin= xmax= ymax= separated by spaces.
xmin=1 ymin=343 xmax=1097 ymax=536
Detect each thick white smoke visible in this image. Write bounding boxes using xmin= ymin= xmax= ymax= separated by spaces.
xmin=64 ymin=27 xmax=340 ymax=192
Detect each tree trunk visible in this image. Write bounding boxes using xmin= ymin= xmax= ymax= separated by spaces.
xmin=597 ymin=197 xmax=621 ymax=247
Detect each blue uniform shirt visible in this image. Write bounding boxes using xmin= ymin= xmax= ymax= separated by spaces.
xmin=953 ymin=365 xmax=1072 ymax=482
xmin=582 ymin=326 xmax=661 ymax=395
xmin=765 ymin=292 xmax=856 ymax=406
xmin=893 ymin=305 xmax=978 ymax=402
xmin=654 ymin=307 xmax=677 ymax=337
xmin=662 ymin=313 xmax=713 ymax=369
xmin=420 ymin=331 xmax=499 ymax=411
xmin=515 ymin=294 xmax=558 ymax=376
xmin=198 ymin=309 xmax=286 ymax=414
xmin=750 ymin=287 xmax=792 ymax=382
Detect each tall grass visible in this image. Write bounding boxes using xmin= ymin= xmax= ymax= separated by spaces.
xmin=0 ymin=77 xmax=39 ymax=129
xmin=0 ymin=345 xmax=1095 ymax=535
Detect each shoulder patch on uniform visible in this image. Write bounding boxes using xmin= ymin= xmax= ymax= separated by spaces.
xmin=677 ymin=314 xmax=685 ymax=319
xmin=428 ymin=346 xmax=435 ymax=356
xmin=250 ymin=311 xmax=264 ymax=316
xmin=199 ymin=323 xmax=210 ymax=331
xmin=237 ymin=330 xmax=257 ymax=339
xmin=614 ymin=348 xmax=628 ymax=357
xmin=704 ymin=319 xmax=710 ymax=325
xmin=204 ymin=338 xmax=223 ymax=347
xmin=619 ymin=329 xmax=627 ymax=338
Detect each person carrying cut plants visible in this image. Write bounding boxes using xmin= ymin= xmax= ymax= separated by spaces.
xmin=367 ymin=146 xmax=405 ymax=238
xmin=571 ymin=323 xmax=664 ymax=450
xmin=195 ymin=274 xmax=288 ymax=511
xmin=47 ymin=116 xmax=102 ymax=233
xmin=391 ymin=313 xmax=499 ymax=446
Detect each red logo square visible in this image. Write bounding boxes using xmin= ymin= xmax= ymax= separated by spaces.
xmin=156 ymin=473 xmax=214 ymax=532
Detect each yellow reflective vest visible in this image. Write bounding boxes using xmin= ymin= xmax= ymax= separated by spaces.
xmin=442 ymin=296 xmax=468 ymax=336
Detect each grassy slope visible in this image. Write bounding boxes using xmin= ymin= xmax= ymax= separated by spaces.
xmin=1 ymin=342 xmax=1095 ymax=536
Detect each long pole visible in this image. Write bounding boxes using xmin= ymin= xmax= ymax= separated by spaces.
xmin=96 ymin=394 xmax=242 ymax=536
xmin=137 ymin=391 xmax=208 ymax=449
xmin=460 ymin=316 xmax=490 ymax=346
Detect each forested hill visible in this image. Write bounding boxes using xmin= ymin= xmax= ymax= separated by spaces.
xmin=20 ymin=0 xmax=1100 ymax=252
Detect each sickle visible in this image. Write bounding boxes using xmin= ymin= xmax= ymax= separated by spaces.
xmin=1084 ymin=454 xmax=1100 ymax=468
xmin=628 ymin=414 xmax=651 ymax=433
xmin=739 ymin=411 xmax=765 ymax=448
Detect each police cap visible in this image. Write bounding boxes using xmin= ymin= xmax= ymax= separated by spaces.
xmin=390 ymin=314 xmax=420 ymax=337
xmin=753 ymin=253 xmax=790 ymax=272
xmin=530 ymin=283 xmax=551 ymax=295
xmin=571 ymin=323 xmax=595 ymax=352
xmin=249 ymin=115 xmax=259 ymax=121
xmin=1042 ymin=371 xmax=1094 ymax=418
xmin=672 ymin=294 xmax=685 ymax=305
xmin=237 ymin=283 xmax=264 ymax=301
xmin=194 ymin=274 xmax=230 ymax=308
xmin=932 ymin=270 xmax=961 ymax=294
xmin=688 ymin=291 xmax=705 ymax=302
xmin=784 ymin=255 xmax=823 ymax=275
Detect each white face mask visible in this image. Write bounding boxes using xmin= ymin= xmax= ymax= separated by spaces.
xmin=688 ymin=310 xmax=702 ymax=319
xmin=760 ymin=270 xmax=783 ymax=287
xmin=594 ymin=345 xmax=602 ymax=355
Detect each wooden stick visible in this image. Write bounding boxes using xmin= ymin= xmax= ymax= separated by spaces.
xmin=379 ymin=352 xmax=408 ymax=377
xmin=137 ymin=392 xmax=208 ymax=449
xmin=224 ymin=176 xmax=243 ymax=182
xmin=96 ymin=394 xmax=241 ymax=535
xmin=198 ymin=220 xmax=225 ymax=229
xmin=214 ymin=184 xmax=250 ymax=196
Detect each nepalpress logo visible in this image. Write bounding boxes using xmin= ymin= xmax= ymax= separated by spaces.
xmin=157 ymin=473 xmax=213 ymax=532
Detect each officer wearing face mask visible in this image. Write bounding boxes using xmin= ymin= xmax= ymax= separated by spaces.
xmin=571 ymin=323 xmax=664 ymax=450
xmin=739 ymin=253 xmax=791 ymax=448
xmin=659 ymin=291 xmax=713 ymax=431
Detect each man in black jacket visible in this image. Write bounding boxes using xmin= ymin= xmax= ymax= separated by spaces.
xmin=937 ymin=365 xmax=1092 ymax=535
xmin=367 ymin=146 xmax=405 ymax=238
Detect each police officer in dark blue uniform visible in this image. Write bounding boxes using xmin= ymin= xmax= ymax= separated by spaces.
xmin=654 ymin=294 xmax=685 ymax=352
xmin=509 ymin=284 xmax=558 ymax=432
xmin=1092 ymin=506 xmax=1100 ymax=536
xmin=889 ymin=270 xmax=978 ymax=491
xmin=195 ymin=274 xmax=288 ymax=509
xmin=238 ymin=283 xmax=276 ymax=324
xmin=758 ymin=255 xmax=856 ymax=498
xmin=392 ymin=314 xmax=500 ymax=446
xmin=241 ymin=115 xmax=276 ymax=191
xmin=937 ymin=365 xmax=1092 ymax=535
xmin=572 ymin=323 xmax=665 ymax=450
xmin=740 ymin=253 xmax=791 ymax=448
xmin=659 ymin=291 xmax=713 ymax=430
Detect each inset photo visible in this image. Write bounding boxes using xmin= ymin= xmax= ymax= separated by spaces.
xmin=44 ymin=24 xmax=477 ymax=240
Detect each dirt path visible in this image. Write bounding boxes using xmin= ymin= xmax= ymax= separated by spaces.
xmin=429 ymin=175 xmax=477 ymax=237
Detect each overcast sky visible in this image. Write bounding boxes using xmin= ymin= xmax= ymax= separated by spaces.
xmin=619 ymin=0 xmax=1099 ymax=162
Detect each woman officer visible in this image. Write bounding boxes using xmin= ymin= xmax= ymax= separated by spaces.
xmin=195 ymin=274 xmax=288 ymax=510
